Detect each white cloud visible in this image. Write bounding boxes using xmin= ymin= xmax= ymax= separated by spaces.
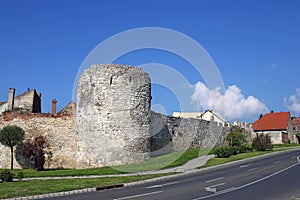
xmin=284 ymin=88 xmax=300 ymax=115
xmin=191 ymin=82 xmax=269 ymax=122
xmin=191 ymin=82 xmax=212 ymax=111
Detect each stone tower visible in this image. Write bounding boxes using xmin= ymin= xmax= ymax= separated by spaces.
xmin=76 ymin=64 xmax=151 ymax=168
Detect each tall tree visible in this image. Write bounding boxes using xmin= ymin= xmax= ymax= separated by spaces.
xmin=0 ymin=125 xmax=25 ymax=170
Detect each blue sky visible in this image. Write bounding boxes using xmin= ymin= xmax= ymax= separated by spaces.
xmin=0 ymin=0 xmax=299 ymax=123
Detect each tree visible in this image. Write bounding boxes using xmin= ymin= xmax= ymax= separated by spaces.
xmin=0 ymin=125 xmax=25 ymax=170
xmin=226 ymin=127 xmax=247 ymax=147
xmin=22 ymin=136 xmax=49 ymax=171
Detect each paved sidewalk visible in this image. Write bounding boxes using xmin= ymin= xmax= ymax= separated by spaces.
xmin=21 ymin=154 xmax=215 ymax=181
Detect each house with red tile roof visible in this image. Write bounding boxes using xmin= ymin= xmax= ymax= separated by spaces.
xmin=252 ymin=112 xmax=295 ymax=144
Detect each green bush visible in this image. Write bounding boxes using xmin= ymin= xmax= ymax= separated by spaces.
xmin=238 ymin=144 xmax=253 ymax=153
xmin=226 ymin=132 xmax=247 ymax=147
xmin=0 ymin=170 xmax=14 ymax=182
xmin=214 ymin=146 xmax=235 ymax=158
xmin=252 ymin=134 xmax=273 ymax=151
xmin=17 ymin=171 xmax=24 ymax=181
xmin=213 ymin=144 xmax=253 ymax=158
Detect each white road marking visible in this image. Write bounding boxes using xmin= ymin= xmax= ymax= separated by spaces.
xmin=240 ymin=163 xmax=252 ymax=168
xmin=113 ymin=191 xmax=162 ymax=200
xmin=205 ymin=177 xmax=224 ymax=183
xmin=297 ymin=156 xmax=300 ymax=163
xmin=247 ymin=167 xmax=258 ymax=172
xmin=193 ymin=162 xmax=300 ymax=200
xmin=273 ymin=161 xmax=281 ymax=164
xmin=205 ymin=187 xmax=216 ymax=193
xmin=146 ymin=181 xmax=178 ymax=189
xmin=216 ymin=187 xmax=236 ymax=194
xmin=204 ymin=183 xmax=225 ymax=193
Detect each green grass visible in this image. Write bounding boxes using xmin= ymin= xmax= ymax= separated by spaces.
xmin=0 ymin=174 xmax=171 ymax=199
xmin=200 ymin=151 xmax=271 ymax=168
xmin=4 ymin=167 xmax=125 ymax=178
xmin=163 ymin=148 xmax=201 ymax=169
xmin=115 ymin=148 xmax=201 ymax=172
xmin=273 ymin=143 xmax=300 ymax=148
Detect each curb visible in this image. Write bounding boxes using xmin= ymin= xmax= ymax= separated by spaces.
xmin=2 ymin=188 xmax=96 ymax=200
xmin=95 ymin=184 xmax=124 ymax=191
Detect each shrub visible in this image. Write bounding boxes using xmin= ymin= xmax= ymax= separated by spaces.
xmin=252 ymin=134 xmax=273 ymax=151
xmin=17 ymin=171 xmax=24 ymax=181
xmin=213 ymin=144 xmax=253 ymax=158
xmin=226 ymin=132 xmax=247 ymax=147
xmin=238 ymin=144 xmax=253 ymax=153
xmin=22 ymin=136 xmax=49 ymax=171
xmin=0 ymin=170 xmax=14 ymax=182
xmin=214 ymin=146 xmax=235 ymax=158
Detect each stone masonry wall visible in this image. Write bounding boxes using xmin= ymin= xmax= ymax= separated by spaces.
xmin=150 ymin=111 xmax=229 ymax=156
xmin=0 ymin=112 xmax=76 ymax=169
xmin=76 ymin=64 xmax=151 ymax=168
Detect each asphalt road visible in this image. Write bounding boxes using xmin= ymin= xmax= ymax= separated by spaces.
xmin=45 ymin=149 xmax=300 ymax=200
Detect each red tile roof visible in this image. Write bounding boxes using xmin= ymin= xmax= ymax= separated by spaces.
xmin=0 ymin=102 xmax=5 ymax=105
xmin=253 ymin=112 xmax=290 ymax=131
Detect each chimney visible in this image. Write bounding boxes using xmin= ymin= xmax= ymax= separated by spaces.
xmin=51 ymin=99 xmax=57 ymax=114
xmin=7 ymin=88 xmax=15 ymax=111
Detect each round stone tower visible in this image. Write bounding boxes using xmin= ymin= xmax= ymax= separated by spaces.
xmin=76 ymin=64 xmax=151 ymax=168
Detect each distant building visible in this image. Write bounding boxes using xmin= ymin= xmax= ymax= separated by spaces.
xmin=252 ymin=112 xmax=295 ymax=144
xmin=292 ymin=118 xmax=300 ymax=133
xmin=233 ymin=121 xmax=253 ymax=130
xmin=173 ymin=110 xmax=227 ymax=126
xmin=0 ymin=88 xmax=41 ymax=114
xmin=58 ymin=101 xmax=76 ymax=115
xmin=172 ymin=112 xmax=201 ymax=119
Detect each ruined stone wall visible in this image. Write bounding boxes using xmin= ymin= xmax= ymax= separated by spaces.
xmin=0 ymin=112 xmax=76 ymax=169
xmin=76 ymin=64 xmax=151 ymax=168
xmin=0 ymin=103 xmax=6 ymax=114
xmin=13 ymin=89 xmax=41 ymax=113
xmin=150 ymin=111 xmax=229 ymax=156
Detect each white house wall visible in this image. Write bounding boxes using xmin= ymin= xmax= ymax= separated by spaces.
xmin=253 ymin=131 xmax=284 ymax=144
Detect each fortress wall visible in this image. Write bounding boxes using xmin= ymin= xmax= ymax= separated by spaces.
xmin=150 ymin=111 xmax=229 ymax=156
xmin=75 ymin=64 xmax=152 ymax=168
xmin=0 ymin=112 xmax=76 ymax=169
